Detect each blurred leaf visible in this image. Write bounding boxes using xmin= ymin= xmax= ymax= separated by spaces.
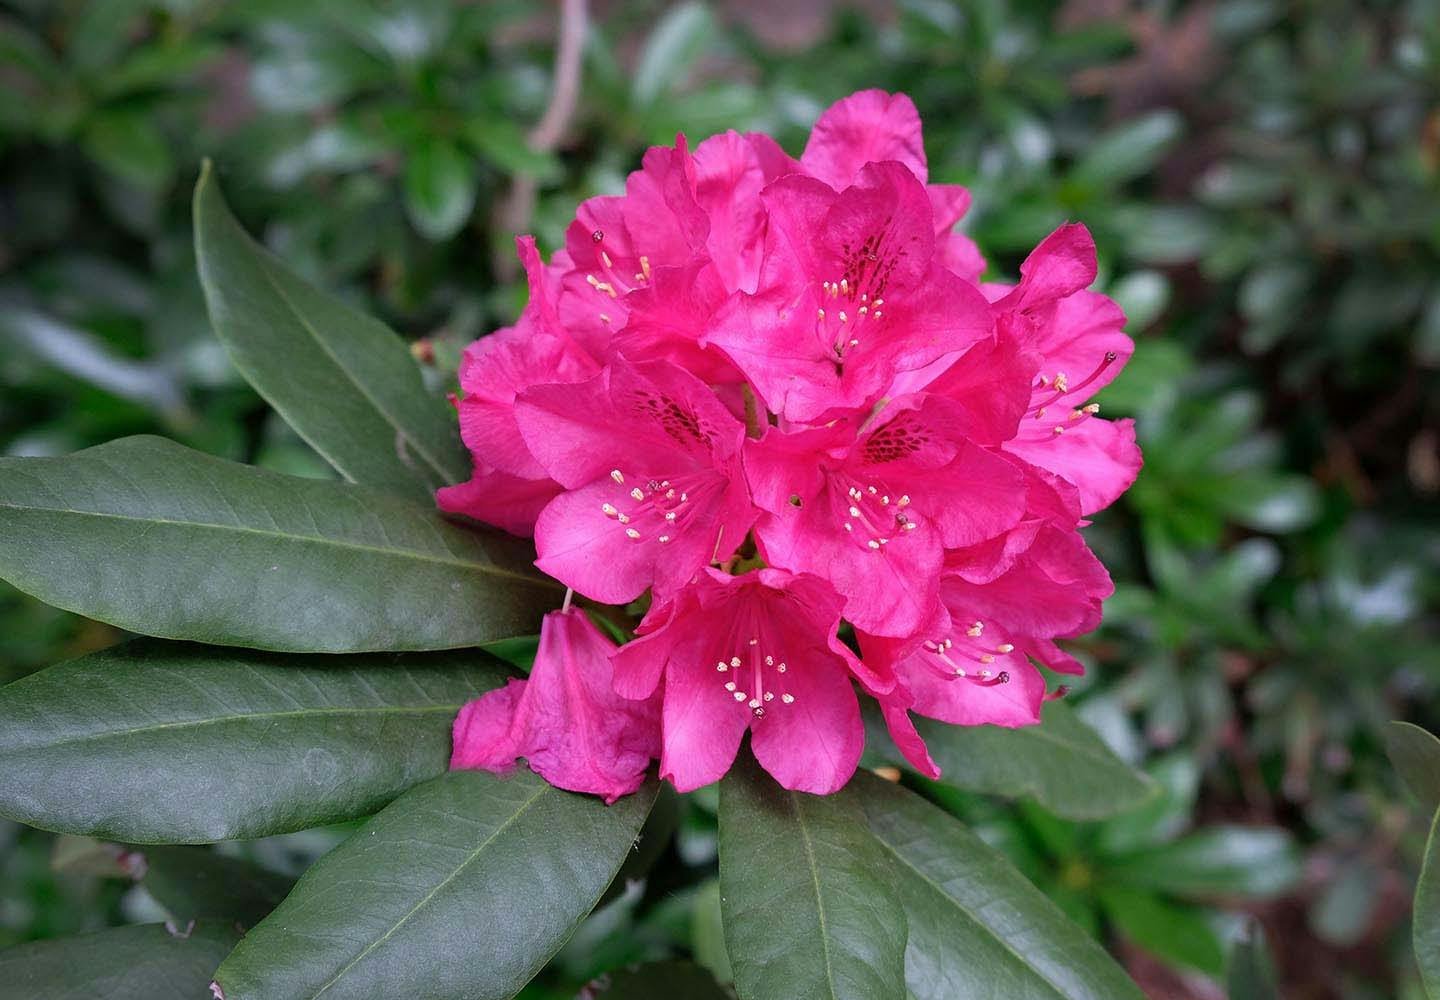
xmin=870 ymin=702 xmax=1155 ymax=821
xmin=586 ymin=961 xmax=730 ymax=998
xmin=1107 ymin=270 xmax=1170 ymax=333
xmin=194 ymin=163 xmax=469 ymax=501
xmin=1414 ymin=808 xmax=1440 ymax=999
xmin=213 ymin=771 xmax=657 ymax=1000
xmin=0 ymin=639 xmax=507 ymax=842
xmin=403 ymin=138 xmax=478 ymax=241
xmin=464 ymin=118 xmax=561 ymax=181
xmin=0 ymin=922 xmax=239 ymax=1000
xmin=140 ymin=846 xmax=292 ymax=928
xmin=50 ymin=835 xmax=137 ymax=878
xmin=1309 ymin=858 xmax=1380 ymax=947
xmin=857 ymin=773 xmax=1146 ymax=1000
xmin=1070 ymin=110 xmax=1183 ymax=189
xmin=100 ymin=40 xmax=224 ymax=98
xmin=80 ymin=110 xmax=174 ymax=191
xmin=1098 ymin=886 xmax=1225 ymax=977
xmin=1227 ymin=919 xmax=1280 ymax=1000
xmin=0 ymin=436 xmax=558 ymax=651
xmin=631 ymin=2 xmax=712 ymax=107
xmin=0 ymin=307 xmax=186 ymax=415
xmin=1095 ymin=753 xmax=1201 ymax=855
xmin=1220 ymin=473 xmax=1322 ymax=533
xmin=1383 ymin=722 xmax=1440 ymax=815
xmin=719 ymin=752 xmax=908 ymax=1000
xmin=1103 ymin=826 xmax=1301 ymax=900
xmin=690 ymin=879 xmax=732 ymax=985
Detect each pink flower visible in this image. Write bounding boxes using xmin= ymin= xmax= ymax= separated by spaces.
xmin=744 ymin=396 xmax=1026 ymax=637
xmin=517 ymin=358 xmax=753 ymax=604
xmin=437 ymin=237 xmax=594 ymax=536
xmin=987 ymin=224 xmax=1142 ymax=514
xmin=705 ymin=161 xmax=993 ymax=423
xmin=451 ymin=607 xmax=659 ymax=804
xmin=437 ymin=89 xmax=1145 ymax=801
xmin=611 ymin=568 xmax=864 ymax=794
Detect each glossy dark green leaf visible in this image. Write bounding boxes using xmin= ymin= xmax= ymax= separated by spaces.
xmin=856 ymin=773 xmax=1146 ymax=1000
xmin=1383 ymin=722 xmax=1440 ymax=815
xmin=1416 ymin=808 xmax=1440 ymax=999
xmin=402 ymin=138 xmax=478 ymax=240
xmin=0 ymin=638 xmax=508 ymax=842
xmin=0 ymin=436 xmax=558 ymax=651
xmin=868 ymin=702 xmax=1154 ymax=820
xmin=213 ymin=770 xmax=657 ymax=1000
xmin=140 ymin=847 xmax=293 ymax=928
xmin=193 ymin=163 xmax=468 ymax=501
xmin=586 ymin=960 xmax=732 ymax=999
xmin=719 ymin=753 xmax=907 ymax=1000
xmin=1227 ymin=919 xmax=1280 ymax=1000
xmin=0 ymin=922 xmax=240 ymax=1000
xmin=1102 ymin=826 xmax=1300 ymax=900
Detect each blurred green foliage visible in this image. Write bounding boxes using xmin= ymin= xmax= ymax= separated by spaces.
xmin=1 ymin=1 xmax=1437 ymax=996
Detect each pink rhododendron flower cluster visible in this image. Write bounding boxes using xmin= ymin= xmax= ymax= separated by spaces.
xmin=441 ymin=90 xmax=1141 ymax=801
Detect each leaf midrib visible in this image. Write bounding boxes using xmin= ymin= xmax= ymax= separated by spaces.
xmin=251 ymin=252 xmax=460 ymax=489
xmin=872 ymin=830 xmax=1107 ymax=1000
xmin=794 ymin=794 xmax=841 ymax=1000
xmin=2 ymin=703 xmax=463 ymax=753
xmin=0 ymin=499 xmax=553 ymax=589
xmin=308 ymin=781 xmax=550 ymax=999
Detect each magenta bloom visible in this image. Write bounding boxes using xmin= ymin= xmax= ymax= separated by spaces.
xmin=611 ymin=568 xmax=864 ymax=795
xmin=705 ymin=161 xmax=993 ymax=423
xmin=452 ymin=607 xmax=659 ymax=804
xmin=440 ymin=88 xmax=1143 ymax=799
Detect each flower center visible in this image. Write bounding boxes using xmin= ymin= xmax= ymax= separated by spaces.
xmin=834 ymin=478 xmax=917 ymax=552
xmin=916 ymin=618 xmax=1013 ymax=686
xmin=715 ymin=635 xmax=795 ymax=718
xmin=815 ymin=276 xmax=889 ymax=361
xmin=1026 ymin=351 xmax=1117 ymax=431
xmin=600 ymin=467 xmax=716 ymax=546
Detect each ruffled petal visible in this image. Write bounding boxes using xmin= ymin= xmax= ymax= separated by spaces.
xmin=801 ymin=89 xmax=928 ymax=188
xmin=450 ymin=608 xmax=659 ymax=804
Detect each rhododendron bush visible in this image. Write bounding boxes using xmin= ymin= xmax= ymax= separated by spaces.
xmin=0 ymin=91 xmax=1153 ymax=999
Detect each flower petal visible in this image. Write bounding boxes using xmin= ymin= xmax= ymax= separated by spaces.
xmin=801 ymin=89 xmax=928 ymax=188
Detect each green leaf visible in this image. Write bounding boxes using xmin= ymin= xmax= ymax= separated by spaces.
xmin=585 ymin=960 xmax=732 ymax=998
xmin=868 ymin=701 xmax=1154 ymax=820
xmin=1097 ymin=886 xmax=1225 ymax=977
xmin=81 ymin=110 xmax=175 ymax=191
xmin=856 ymin=773 xmax=1146 ymax=1000
xmin=691 ymin=878 xmax=733 ymax=985
xmin=463 ymin=118 xmax=562 ymax=181
xmin=631 ymin=2 xmax=712 ymax=106
xmin=403 ymin=138 xmax=478 ymax=240
xmin=140 ymin=847 xmax=294 ymax=928
xmin=1102 ymin=826 xmax=1300 ymax=900
xmin=193 ymin=164 xmax=468 ymax=501
xmin=718 ymin=752 xmax=908 ymax=1000
xmin=1383 ymin=722 xmax=1440 ymax=815
xmin=1070 ymin=110 xmax=1183 ymax=189
xmin=0 ymin=638 xmax=509 ymax=842
xmin=1413 ymin=808 xmax=1440 ymax=999
xmin=1227 ymin=919 xmax=1280 ymax=1000
xmin=213 ymin=770 xmax=657 ymax=1000
xmin=0 ymin=436 xmax=558 ymax=651
xmin=0 ymin=922 xmax=239 ymax=1000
